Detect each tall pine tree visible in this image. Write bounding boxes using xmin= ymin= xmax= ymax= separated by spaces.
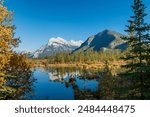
xmin=121 ymin=0 xmax=150 ymax=99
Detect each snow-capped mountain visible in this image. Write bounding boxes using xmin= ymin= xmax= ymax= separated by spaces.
xmin=16 ymin=50 xmax=34 ymax=57
xmin=32 ymin=37 xmax=83 ymax=58
xmin=19 ymin=50 xmax=34 ymax=54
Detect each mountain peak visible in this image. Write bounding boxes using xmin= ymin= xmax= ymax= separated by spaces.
xmin=73 ymin=30 xmax=126 ymax=53
xmin=98 ymin=29 xmax=116 ymax=35
xmin=48 ymin=37 xmax=66 ymax=45
xmin=103 ymin=29 xmax=111 ymax=32
xmin=48 ymin=37 xmax=83 ymax=47
xmin=32 ymin=37 xmax=83 ymax=58
xmin=96 ymin=29 xmax=124 ymax=38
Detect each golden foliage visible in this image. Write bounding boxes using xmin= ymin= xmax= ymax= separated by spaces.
xmin=0 ymin=1 xmax=31 ymax=99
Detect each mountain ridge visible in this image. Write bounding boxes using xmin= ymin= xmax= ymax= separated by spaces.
xmin=32 ymin=37 xmax=83 ymax=58
xmin=73 ymin=29 xmax=126 ymax=53
xmin=23 ymin=29 xmax=126 ymax=58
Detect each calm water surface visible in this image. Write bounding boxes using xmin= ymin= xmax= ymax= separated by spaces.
xmin=26 ymin=68 xmax=101 ymax=100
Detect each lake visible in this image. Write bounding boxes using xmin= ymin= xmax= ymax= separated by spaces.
xmin=25 ymin=67 xmax=101 ymax=100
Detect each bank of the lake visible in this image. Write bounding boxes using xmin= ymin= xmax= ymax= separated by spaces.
xmin=28 ymin=59 xmax=125 ymax=70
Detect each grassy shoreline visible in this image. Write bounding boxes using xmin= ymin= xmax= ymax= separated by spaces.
xmin=28 ymin=58 xmax=125 ymax=70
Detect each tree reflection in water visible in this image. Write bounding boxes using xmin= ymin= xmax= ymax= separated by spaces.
xmin=65 ymin=74 xmax=101 ymax=100
xmin=45 ymin=67 xmax=102 ymax=100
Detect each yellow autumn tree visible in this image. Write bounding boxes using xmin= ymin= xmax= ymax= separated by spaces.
xmin=0 ymin=0 xmax=32 ymax=99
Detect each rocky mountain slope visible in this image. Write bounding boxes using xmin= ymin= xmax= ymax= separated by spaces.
xmin=73 ymin=29 xmax=126 ymax=53
xmin=32 ymin=37 xmax=83 ymax=58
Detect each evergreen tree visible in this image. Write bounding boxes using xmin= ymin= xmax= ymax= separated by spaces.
xmin=121 ymin=0 xmax=150 ymax=99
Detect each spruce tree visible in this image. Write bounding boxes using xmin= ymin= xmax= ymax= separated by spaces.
xmin=121 ymin=0 xmax=150 ymax=99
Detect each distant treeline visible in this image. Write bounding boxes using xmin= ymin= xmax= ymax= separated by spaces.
xmin=47 ymin=49 xmax=124 ymax=64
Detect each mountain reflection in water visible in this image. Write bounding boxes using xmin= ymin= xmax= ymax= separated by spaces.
xmin=25 ymin=67 xmax=102 ymax=100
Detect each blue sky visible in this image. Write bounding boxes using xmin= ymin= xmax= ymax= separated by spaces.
xmin=5 ymin=0 xmax=150 ymax=51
